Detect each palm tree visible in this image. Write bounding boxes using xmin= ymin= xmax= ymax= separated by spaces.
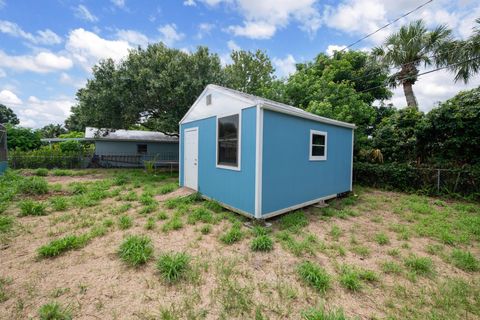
xmin=373 ymin=20 xmax=453 ymax=108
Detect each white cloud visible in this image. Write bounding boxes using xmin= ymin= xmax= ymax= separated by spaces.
xmin=116 ymin=29 xmax=149 ymax=47
xmin=210 ymin=0 xmax=322 ymax=39
xmin=227 ymin=40 xmax=240 ymax=51
xmin=0 ymin=69 xmax=5 ymax=78
xmin=66 ymin=28 xmax=131 ymax=71
xmin=197 ymin=23 xmax=214 ymax=39
xmin=111 ymin=0 xmax=126 ymax=8
xmin=184 ymin=0 xmax=196 ymax=6
xmin=273 ymin=54 xmax=296 ymax=77
xmin=326 ymin=44 xmax=347 ymax=56
xmin=0 ymin=50 xmax=73 ymax=73
xmin=0 ymin=89 xmax=22 ymax=105
xmin=74 ymin=4 xmax=98 ymax=22
xmin=158 ymin=24 xmax=185 ymax=46
xmin=0 ymin=20 xmax=62 ymax=45
xmin=59 ymin=73 xmax=86 ymax=89
xmin=10 ymin=95 xmax=74 ymax=128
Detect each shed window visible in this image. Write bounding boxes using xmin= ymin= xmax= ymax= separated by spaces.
xmin=217 ymin=114 xmax=239 ymax=168
xmin=309 ymin=130 xmax=327 ymax=161
xmin=137 ymin=144 xmax=148 ymax=154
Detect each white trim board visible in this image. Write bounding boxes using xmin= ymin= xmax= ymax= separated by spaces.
xmin=254 ymin=105 xmax=264 ymax=218
xmin=261 ymin=194 xmax=338 ymax=220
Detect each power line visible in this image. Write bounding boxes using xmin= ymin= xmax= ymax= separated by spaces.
xmin=339 ymin=0 xmax=434 ymax=52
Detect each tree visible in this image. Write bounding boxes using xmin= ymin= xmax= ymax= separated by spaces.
xmin=417 ymin=86 xmax=480 ymax=165
xmin=5 ymin=125 xmax=41 ymax=151
xmin=66 ymin=45 xmax=225 ymax=135
xmin=373 ymin=20 xmax=453 ymax=108
xmin=38 ymin=124 xmax=67 ymax=138
xmin=0 ymin=104 xmax=19 ymax=125
xmin=224 ymin=50 xmax=275 ymax=96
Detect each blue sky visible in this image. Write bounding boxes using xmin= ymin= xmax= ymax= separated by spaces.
xmin=0 ymin=0 xmax=479 ymax=128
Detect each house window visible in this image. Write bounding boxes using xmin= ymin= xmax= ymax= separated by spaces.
xmin=309 ymin=130 xmax=327 ymax=161
xmin=206 ymin=94 xmax=212 ymax=105
xmin=137 ymin=144 xmax=148 ymax=154
xmin=217 ymin=114 xmax=239 ymax=168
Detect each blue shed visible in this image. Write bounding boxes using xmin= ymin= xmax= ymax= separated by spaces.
xmin=179 ymin=85 xmax=355 ymax=219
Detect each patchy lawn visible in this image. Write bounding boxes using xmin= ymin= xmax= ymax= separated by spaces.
xmin=0 ymin=169 xmax=479 ymax=319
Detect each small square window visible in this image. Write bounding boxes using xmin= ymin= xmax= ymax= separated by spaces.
xmin=309 ymin=130 xmax=327 ymax=161
xmin=206 ymin=94 xmax=212 ymax=105
xmin=137 ymin=144 xmax=148 ymax=154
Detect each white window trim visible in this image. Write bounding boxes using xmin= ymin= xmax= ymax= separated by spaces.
xmin=216 ymin=112 xmax=241 ymax=171
xmin=309 ymin=129 xmax=327 ymax=161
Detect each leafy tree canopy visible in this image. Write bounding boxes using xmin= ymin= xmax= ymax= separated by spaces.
xmin=0 ymin=104 xmax=20 ymax=125
xmin=5 ymin=125 xmax=41 ymax=151
xmin=38 ymin=124 xmax=67 ymax=138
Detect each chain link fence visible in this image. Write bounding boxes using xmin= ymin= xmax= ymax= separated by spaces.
xmin=353 ymin=162 xmax=480 ymax=200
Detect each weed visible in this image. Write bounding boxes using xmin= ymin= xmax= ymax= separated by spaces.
xmin=302 ymin=306 xmax=349 ymax=320
xmin=297 ymin=261 xmax=331 ymax=293
xmin=113 ymin=174 xmax=128 ymax=186
xmin=404 ymin=255 xmax=434 ymax=276
xmin=450 ymin=249 xmax=479 ymax=272
xmin=375 ymin=232 xmax=390 ymax=245
xmin=52 ymin=169 xmax=73 ymax=176
xmin=279 ymin=210 xmax=308 ymax=232
xmin=90 ymin=224 xmax=108 ymax=237
xmin=187 ymin=207 xmax=213 ymax=224
xmin=164 ymin=195 xmax=194 ymax=209
xmin=203 ymin=199 xmax=223 ymax=212
xmin=111 ymin=203 xmax=132 ymax=215
xmin=157 ymin=211 xmax=168 ymax=220
xmin=0 ymin=277 xmax=11 ymax=302
xmin=200 ymin=225 xmax=211 ymax=235
xmin=351 ymin=245 xmax=370 ymax=258
xmin=139 ymin=193 xmax=157 ymax=206
xmin=50 ymin=197 xmax=68 ymax=211
xmin=339 ymin=266 xmax=362 ymax=291
xmin=156 ymin=252 xmax=191 ymax=283
xmin=139 ymin=203 xmax=158 ymax=215
xmin=251 ymin=235 xmax=274 ymax=252
xmin=19 ymin=200 xmax=47 ymax=216
xmin=68 ymin=182 xmax=87 ymax=194
xmin=38 ymin=234 xmax=90 ymax=258
xmin=381 ymin=261 xmax=402 ymax=274
xmin=329 ymin=225 xmax=342 ymax=240
xmin=162 ymin=215 xmax=183 ymax=232
xmin=102 ymin=218 xmax=114 ymax=228
xmin=425 ymin=243 xmax=444 ymax=255
xmin=220 ymin=224 xmax=243 ymax=244
xmin=277 ymin=231 xmax=324 ymax=256
xmin=0 ymin=215 xmax=14 ymax=233
xmin=34 ymin=168 xmax=49 ymax=176
xmin=387 ymin=248 xmax=401 ymax=257
xmin=145 ymin=217 xmax=156 ymax=230
xmin=122 ymin=191 xmax=138 ymax=201
xmin=118 ymin=215 xmax=133 ymax=230
xmin=159 ymin=183 xmax=178 ymax=195
xmin=38 ymin=302 xmax=72 ymax=320
xmin=19 ymin=176 xmax=49 ymax=195
xmin=251 ymin=225 xmax=269 ymax=236
xmin=118 ymin=235 xmax=154 ymax=267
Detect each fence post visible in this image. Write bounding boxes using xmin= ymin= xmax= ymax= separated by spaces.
xmin=436 ymin=169 xmax=441 ymax=193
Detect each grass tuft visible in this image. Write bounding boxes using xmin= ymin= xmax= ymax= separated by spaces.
xmin=374 ymin=232 xmax=390 ymax=245
xmin=38 ymin=302 xmax=72 ymax=320
xmin=450 ymin=249 xmax=479 ymax=272
xmin=297 ymin=261 xmax=331 ymax=293
xmin=156 ymin=252 xmax=191 ymax=283
xmin=0 ymin=215 xmax=14 ymax=233
xmin=19 ymin=200 xmax=47 ymax=216
xmin=162 ymin=215 xmax=183 ymax=232
xmin=251 ymin=235 xmax=274 ymax=252
xmin=200 ymin=225 xmax=211 ymax=235
xmin=118 ymin=215 xmax=133 ymax=230
xmin=38 ymin=234 xmax=90 ymax=258
xmin=220 ymin=224 xmax=243 ymax=244
xmin=19 ymin=176 xmax=49 ymax=195
xmin=118 ymin=235 xmax=153 ymax=267
xmin=50 ymin=196 xmax=68 ymax=211
xmin=187 ymin=207 xmax=213 ymax=224
xmin=279 ymin=210 xmax=308 ymax=232
xmin=203 ymin=200 xmax=223 ymax=212
xmin=404 ymin=255 xmax=434 ymax=276
xmin=158 ymin=183 xmax=178 ymax=195
xmin=302 ymin=306 xmax=349 ymax=320
xmin=34 ymin=168 xmax=49 ymax=176
xmin=145 ymin=217 xmax=156 ymax=230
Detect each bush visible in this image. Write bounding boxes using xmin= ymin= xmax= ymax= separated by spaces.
xmin=118 ymin=235 xmax=154 ymax=267
xmin=38 ymin=302 xmax=72 ymax=320
xmin=156 ymin=252 xmax=191 ymax=282
xmin=19 ymin=200 xmax=47 ymax=216
xmin=38 ymin=234 xmax=90 ymax=258
xmin=34 ymin=168 xmax=49 ymax=176
xmin=297 ymin=261 xmax=331 ymax=293
xmin=251 ymin=235 xmax=274 ymax=252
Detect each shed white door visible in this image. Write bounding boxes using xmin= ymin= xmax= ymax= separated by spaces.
xmin=184 ymin=128 xmax=198 ymax=190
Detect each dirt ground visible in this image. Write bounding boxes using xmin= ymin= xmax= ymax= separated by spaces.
xmin=0 ymin=172 xmax=479 ymax=320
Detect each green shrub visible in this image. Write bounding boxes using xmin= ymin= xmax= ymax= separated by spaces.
xmin=50 ymin=197 xmax=68 ymax=211
xmin=220 ymin=224 xmax=243 ymax=244
xmin=34 ymin=168 xmax=49 ymax=176
xmin=302 ymin=307 xmax=349 ymax=320
xmin=19 ymin=176 xmax=49 ymax=195
xmin=118 ymin=235 xmax=154 ymax=267
xmin=38 ymin=234 xmax=90 ymax=258
xmin=158 ymin=183 xmax=178 ymax=195
xmin=38 ymin=302 xmax=72 ymax=320
xmin=19 ymin=200 xmax=47 ymax=216
xmin=450 ymin=249 xmax=479 ymax=272
xmin=404 ymin=255 xmax=434 ymax=275
xmin=297 ymin=261 xmax=331 ymax=293
xmin=251 ymin=235 xmax=274 ymax=252
xmin=0 ymin=215 xmax=14 ymax=233
xmin=118 ymin=215 xmax=133 ymax=230
xmin=280 ymin=210 xmax=308 ymax=231
xmin=156 ymin=252 xmax=191 ymax=282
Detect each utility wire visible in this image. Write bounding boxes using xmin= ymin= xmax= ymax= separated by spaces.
xmin=339 ymin=0 xmax=434 ymax=52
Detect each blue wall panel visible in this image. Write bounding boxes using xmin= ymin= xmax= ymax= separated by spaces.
xmin=0 ymin=161 xmax=7 ymax=175
xmin=261 ymin=110 xmax=353 ymax=216
xmin=180 ymin=107 xmax=257 ymax=216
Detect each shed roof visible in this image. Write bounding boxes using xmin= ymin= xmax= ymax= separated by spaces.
xmin=85 ymin=127 xmax=178 ymax=142
xmin=181 ymin=84 xmax=356 ymax=129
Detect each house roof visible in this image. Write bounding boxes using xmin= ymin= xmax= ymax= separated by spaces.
xmin=85 ymin=127 xmax=178 ymax=142
xmin=181 ymin=84 xmax=356 ymax=129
